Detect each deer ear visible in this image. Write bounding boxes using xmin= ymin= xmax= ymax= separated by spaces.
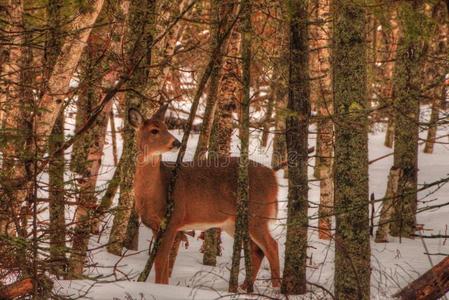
xmin=151 ymin=104 xmax=169 ymax=121
xmin=128 ymin=108 xmax=144 ymax=128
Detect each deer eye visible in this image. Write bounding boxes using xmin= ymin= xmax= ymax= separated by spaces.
xmin=150 ymin=129 xmax=159 ymax=135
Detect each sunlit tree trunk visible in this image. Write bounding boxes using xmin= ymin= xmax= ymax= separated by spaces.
xmin=310 ymin=0 xmax=334 ymax=240
xmin=68 ymin=2 xmax=130 ymax=276
xmin=383 ymin=10 xmax=400 ymax=148
xmin=281 ymin=0 xmax=310 ymax=295
xmin=333 ymin=1 xmax=370 ymax=299
xmin=34 ymin=0 xmax=104 ymax=150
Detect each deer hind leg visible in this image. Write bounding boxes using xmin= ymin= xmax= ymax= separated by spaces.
xmin=154 ymin=226 xmax=178 ymax=284
xmin=249 ymin=224 xmax=280 ymax=288
xmin=240 ymin=240 xmax=265 ymax=290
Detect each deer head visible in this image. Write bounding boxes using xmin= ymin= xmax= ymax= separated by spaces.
xmin=128 ymin=104 xmax=181 ymax=163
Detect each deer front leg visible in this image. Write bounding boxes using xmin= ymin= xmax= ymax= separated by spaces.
xmin=154 ymin=227 xmax=178 ymax=284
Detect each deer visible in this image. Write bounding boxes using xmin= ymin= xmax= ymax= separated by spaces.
xmin=128 ymin=104 xmax=280 ymax=289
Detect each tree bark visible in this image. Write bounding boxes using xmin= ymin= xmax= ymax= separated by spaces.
xmin=107 ymin=0 xmax=157 ymax=256
xmin=194 ymin=0 xmax=235 ymax=161
xmin=333 ymin=1 xmax=370 ymax=299
xmin=393 ymin=256 xmax=449 ymax=300
xmin=0 ymin=0 xmax=24 ymax=235
xmin=310 ymin=0 xmax=334 ymax=240
xmin=423 ymin=87 xmax=443 ymax=154
xmin=383 ymin=9 xmax=400 ymax=148
xmin=34 ymin=0 xmax=105 ymax=150
xmin=209 ymin=21 xmax=241 ymax=159
xmin=229 ymin=0 xmax=252 ymax=293
xmin=390 ymin=1 xmax=424 ymax=239
xmin=281 ymin=0 xmax=310 ymax=295
xmin=270 ymin=73 xmax=288 ymax=173
xmin=45 ymin=0 xmax=66 ymax=276
xmin=375 ymin=167 xmax=402 ymax=243
xmin=423 ymin=3 xmax=448 ymax=154
xmin=68 ymin=2 xmax=130 ymax=276
xmin=260 ymin=89 xmax=275 ymax=148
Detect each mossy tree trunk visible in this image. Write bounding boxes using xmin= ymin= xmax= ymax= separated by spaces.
xmin=389 ymin=1 xmax=425 ymax=239
xmin=281 ymin=0 xmax=310 ymax=295
xmin=333 ymin=1 xmax=370 ymax=299
xmin=423 ymin=2 xmax=448 ymax=154
xmin=34 ymin=0 xmax=104 ymax=150
xmin=270 ymin=30 xmax=289 ymax=175
xmin=107 ymin=0 xmax=157 ymax=256
xmin=67 ymin=3 xmax=130 ymax=277
xmin=228 ymin=0 xmax=252 ymax=292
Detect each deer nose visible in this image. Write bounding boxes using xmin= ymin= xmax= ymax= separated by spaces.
xmin=172 ymin=139 xmax=181 ymax=149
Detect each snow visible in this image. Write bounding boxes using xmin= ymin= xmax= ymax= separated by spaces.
xmin=53 ymin=105 xmax=449 ymax=299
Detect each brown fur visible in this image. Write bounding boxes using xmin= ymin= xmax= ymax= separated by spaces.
xmin=129 ymin=106 xmax=280 ymax=288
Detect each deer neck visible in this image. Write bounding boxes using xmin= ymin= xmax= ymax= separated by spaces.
xmin=134 ymin=154 xmax=166 ymax=221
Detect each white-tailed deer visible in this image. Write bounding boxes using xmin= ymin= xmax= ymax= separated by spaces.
xmin=129 ymin=105 xmax=280 ymax=288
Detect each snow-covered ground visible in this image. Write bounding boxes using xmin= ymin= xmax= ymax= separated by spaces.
xmin=53 ymin=105 xmax=449 ymax=299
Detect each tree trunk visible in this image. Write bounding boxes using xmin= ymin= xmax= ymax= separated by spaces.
xmin=107 ymin=0 xmax=157 ymax=256
xmin=310 ymin=0 xmax=334 ymax=240
xmin=271 ymin=78 xmax=287 ymax=173
xmin=281 ymin=0 xmax=310 ymax=295
xmin=209 ymin=21 xmax=241 ymax=159
xmin=333 ymin=1 xmax=370 ymax=299
xmin=68 ymin=2 xmax=130 ymax=276
xmin=0 ymin=0 xmax=25 ymax=235
xmin=270 ymin=30 xmax=288 ymax=174
xmin=260 ymin=89 xmax=275 ymax=148
xmin=375 ymin=167 xmax=402 ymax=243
xmin=423 ymin=91 xmax=442 ymax=154
xmin=34 ymin=0 xmax=105 ymax=150
xmin=48 ymin=111 xmax=66 ymax=276
xmin=393 ymin=256 xmax=449 ymax=300
xmin=46 ymin=0 xmax=66 ymax=276
xmin=194 ymin=0 xmax=235 ymax=161
xmin=229 ymin=0 xmax=252 ymax=293
xmin=383 ymin=10 xmax=400 ymax=148
xmin=389 ymin=2 xmax=424 ymax=239
xmin=138 ymin=9 xmax=231 ymax=281
xmin=423 ymin=3 xmax=448 ymax=154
